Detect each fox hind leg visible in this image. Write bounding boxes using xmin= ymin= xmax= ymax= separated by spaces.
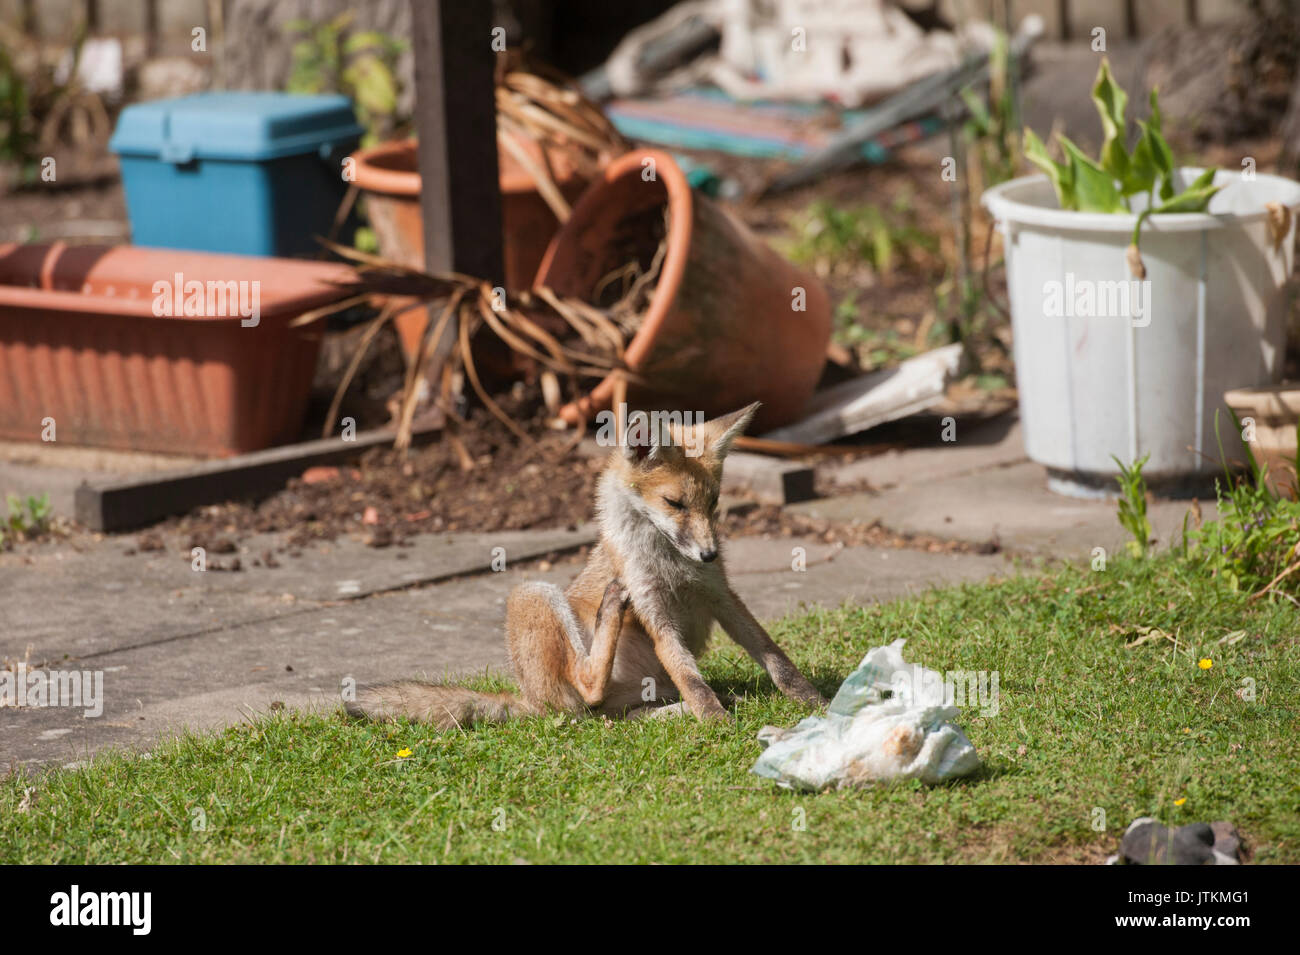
xmin=506 ymin=579 xmax=629 ymax=712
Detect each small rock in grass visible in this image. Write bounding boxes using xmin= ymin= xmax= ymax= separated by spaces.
xmin=1115 ymin=818 xmax=1245 ymax=865
xmin=136 ymin=533 xmax=164 ymax=552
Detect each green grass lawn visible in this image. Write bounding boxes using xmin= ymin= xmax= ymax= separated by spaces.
xmin=2 ymin=555 xmax=1296 ymax=864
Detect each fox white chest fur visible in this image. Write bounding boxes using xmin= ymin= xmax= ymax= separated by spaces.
xmin=596 ymin=469 xmax=726 ymax=649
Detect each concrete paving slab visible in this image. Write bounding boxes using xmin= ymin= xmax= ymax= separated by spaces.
xmin=1 ymin=390 xmax=1198 ymax=772
xmin=825 ymin=414 xmax=1026 ymax=490
xmin=160 ymin=525 xmax=599 ymax=602
xmin=0 ymin=526 xmax=596 ymax=664
xmin=729 ymin=542 xmax=1006 ymax=619
xmin=791 ymin=459 xmax=1212 ymax=561
xmin=1 ymin=557 xmax=296 ymax=665
xmin=1 ymin=564 xmax=568 ymax=771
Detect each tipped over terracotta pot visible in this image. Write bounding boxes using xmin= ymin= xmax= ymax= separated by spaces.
xmin=536 ymin=150 xmax=831 ymax=434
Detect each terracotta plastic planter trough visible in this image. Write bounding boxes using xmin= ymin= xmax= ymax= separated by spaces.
xmin=538 ymin=150 xmax=831 ymax=433
xmin=350 ymin=135 xmax=589 ymax=358
xmin=0 ymin=243 xmax=356 ymax=456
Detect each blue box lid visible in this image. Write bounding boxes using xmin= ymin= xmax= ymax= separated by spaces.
xmin=109 ymin=91 xmax=365 ymax=164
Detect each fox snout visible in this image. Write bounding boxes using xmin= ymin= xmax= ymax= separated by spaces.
xmin=679 ymin=540 xmax=718 ymax=563
xmin=682 ymin=538 xmax=718 ymax=563
xmin=681 ymin=513 xmax=718 ymax=564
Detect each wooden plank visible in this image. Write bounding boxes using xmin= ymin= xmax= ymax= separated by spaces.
xmin=721 ymin=451 xmax=816 ymax=505
xmin=760 ymin=344 xmax=966 ymax=446
xmin=578 ymin=439 xmax=814 ymax=505
xmin=75 ymin=424 xmax=442 ymax=533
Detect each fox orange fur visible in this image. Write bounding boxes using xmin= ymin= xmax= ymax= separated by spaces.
xmin=346 ymin=402 xmax=825 ymax=728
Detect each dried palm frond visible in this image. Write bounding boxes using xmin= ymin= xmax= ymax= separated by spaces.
xmin=319 ymin=297 xmax=402 ymax=439
xmin=493 ymin=66 xmax=631 ymax=224
xmin=495 ymin=68 xmax=630 ymax=179
xmin=296 ymin=240 xmax=661 ymax=453
xmin=497 ymin=120 xmax=574 ymax=221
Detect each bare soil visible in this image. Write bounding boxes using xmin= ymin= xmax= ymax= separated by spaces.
xmin=147 ymin=397 xmax=601 ymax=557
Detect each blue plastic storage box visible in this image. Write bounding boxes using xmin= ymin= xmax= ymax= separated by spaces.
xmin=109 ymin=92 xmax=364 ymax=257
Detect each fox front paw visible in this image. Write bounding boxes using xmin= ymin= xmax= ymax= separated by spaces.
xmin=790 ymin=680 xmax=832 ymax=712
xmin=689 ymin=693 xmax=732 ymax=722
xmin=788 ymin=681 xmax=828 ymax=708
xmin=774 ymin=666 xmax=827 ymax=708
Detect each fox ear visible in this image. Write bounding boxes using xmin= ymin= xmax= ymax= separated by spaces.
xmin=706 ymin=401 xmax=761 ymax=459
xmin=622 ymin=409 xmax=680 ymax=466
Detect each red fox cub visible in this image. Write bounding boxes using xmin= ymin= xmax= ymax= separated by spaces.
xmin=346 ymin=402 xmax=825 ymax=728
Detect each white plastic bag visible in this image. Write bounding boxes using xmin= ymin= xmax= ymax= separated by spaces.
xmin=752 ymin=639 xmax=981 ymax=790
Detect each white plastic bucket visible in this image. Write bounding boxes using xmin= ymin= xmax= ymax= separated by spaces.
xmin=983 ymin=168 xmax=1300 ymax=496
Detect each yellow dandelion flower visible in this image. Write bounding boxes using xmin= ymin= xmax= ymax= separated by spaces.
xmin=396 ymin=747 xmax=413 ymax=759
xmin=1198 ymin=658 xmax=1213 ymax=670
xmin=1174 ymin=797 xmax=1187 ymax=806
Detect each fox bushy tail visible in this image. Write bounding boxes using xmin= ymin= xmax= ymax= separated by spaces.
xmin=345 ymin=681 xmax=543 ymax=729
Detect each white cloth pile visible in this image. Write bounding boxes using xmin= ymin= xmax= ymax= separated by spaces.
xmin=752 ymin=639 xmax=982 ymax=790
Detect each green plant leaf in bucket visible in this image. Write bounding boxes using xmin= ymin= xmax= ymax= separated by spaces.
xmin=1128 ymin=170 xmax=1222 ymax=276
xmin=1091 ymin=58 xmax=1129 ymax=184
xmin=1022 ymin=60 xmax=1220 ymax=278
xmin=1023 ymin=127 xmax=1075 ymax=210
xmin=1145 ymin=88 xmax=1176 ymax=201
xmin=1058 ymin=134 xmax=1125 ymax=213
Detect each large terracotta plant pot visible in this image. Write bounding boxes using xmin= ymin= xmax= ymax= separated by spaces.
xmin=350 ymin=135 xmax=589 ymax=357
xmin=1225 ymin=384 xmax=1300 ymax=493
xmin=0 ymin=243 xmax=355 ymax=456
xmin=537 ymin=150 xmax=831 ymax=433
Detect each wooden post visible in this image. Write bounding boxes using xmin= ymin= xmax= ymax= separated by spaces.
xmin=144 ymin=0 xmax=159 ymax=58
xmin=408 ymin=0 xmax=504 ymax=284
xmin=407 ymin=0 xmax=503 ymax=391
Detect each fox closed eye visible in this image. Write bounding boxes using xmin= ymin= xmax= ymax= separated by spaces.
xmin=663 ymin=497 xmax=685 ymax=510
